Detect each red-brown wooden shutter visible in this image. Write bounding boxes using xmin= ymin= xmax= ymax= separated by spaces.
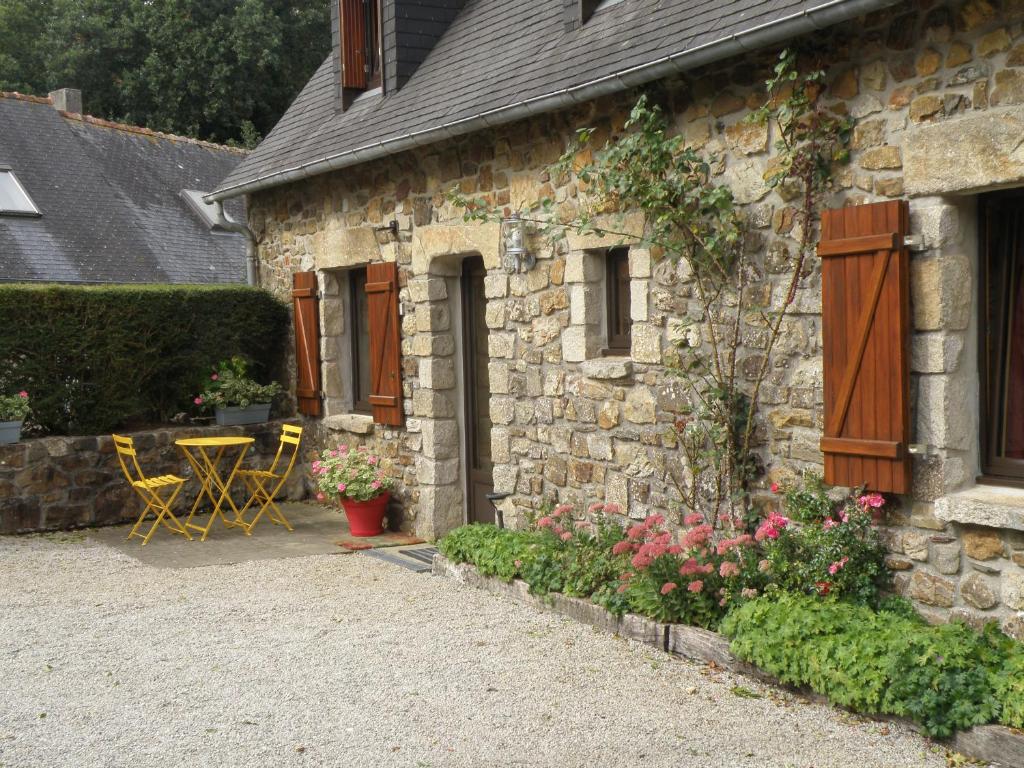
xmin=818 ymin=200 xmax=911 ymax=494
xmin=292 ymin=271 xmax=322 ymax=417
xmin=365 ymin=261 xmax=403 ymax=426
xmin=339 ymin=0 xmax=367 ymax=90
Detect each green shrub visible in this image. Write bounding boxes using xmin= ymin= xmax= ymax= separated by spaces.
xmin=437 ymin=524 xmax=530 ymax=582
xmin=722 ymin=593 xmax=1007 ymax=737
xmin=994 ymin=644 xmax=1024 ymax=728
xmin=0 ymin=284 xmax=288 ymax=434
xmin=764 ymin=489 xmax=889 ymax=606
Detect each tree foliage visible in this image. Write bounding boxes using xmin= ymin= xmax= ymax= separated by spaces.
xmin=0 ymin=0 xmax=330 ymax=146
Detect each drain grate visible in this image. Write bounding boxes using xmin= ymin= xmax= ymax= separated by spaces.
xmin=360 ymin=545 xmax=439 ymax=573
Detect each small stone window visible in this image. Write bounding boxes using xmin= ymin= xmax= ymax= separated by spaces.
xmin=980 ymin=191 xmax=1024 ymax=482
xmin=605 ymin=247 xmax=632 ymax=354
xmin=349 ymin=267 xmax=372 ymax=414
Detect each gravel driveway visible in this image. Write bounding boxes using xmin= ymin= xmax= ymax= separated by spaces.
xmin=0 ymin=534 xmax=953 ymax=768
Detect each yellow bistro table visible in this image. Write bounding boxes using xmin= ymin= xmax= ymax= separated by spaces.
xmin=175 ymin=436 xmax=255 ymax=541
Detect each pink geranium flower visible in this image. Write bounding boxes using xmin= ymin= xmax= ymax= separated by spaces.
xmin=858 ymin=492 xmax=885 ymax=509
xmin=336 ymin=482 xmax=347 ymax=493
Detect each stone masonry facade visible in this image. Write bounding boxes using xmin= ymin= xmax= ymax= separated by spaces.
xmin=251 ymin=0 xmax=1024 ymax=637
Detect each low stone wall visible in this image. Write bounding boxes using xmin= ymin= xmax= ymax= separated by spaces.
xmin=0 ymin=419 xmax=312 ymax=534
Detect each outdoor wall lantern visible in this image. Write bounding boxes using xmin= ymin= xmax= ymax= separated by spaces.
xmin=500 ymin=212 xmax=535 ymax=274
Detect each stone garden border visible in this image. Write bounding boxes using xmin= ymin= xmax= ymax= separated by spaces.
xmin=432 ymin=554 xmax=1024 ymax=768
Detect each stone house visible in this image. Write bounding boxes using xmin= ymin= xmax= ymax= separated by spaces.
xmin=210 ymin=0 xmax=1024 ymax=637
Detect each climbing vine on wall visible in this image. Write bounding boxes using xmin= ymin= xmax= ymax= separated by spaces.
xmin=450 ymin=50 xmax=850 ymax=527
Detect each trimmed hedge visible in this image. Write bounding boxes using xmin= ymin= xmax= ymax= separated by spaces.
xmin=0 ymin=284 xmax=289 ymax=435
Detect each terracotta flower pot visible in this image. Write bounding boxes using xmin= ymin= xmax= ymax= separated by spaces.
xmin=341 ymin=491 xmax=390 ymax=537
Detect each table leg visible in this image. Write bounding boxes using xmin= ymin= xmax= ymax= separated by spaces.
xmin=207 ymin=448 xmax=251 ymax=536
xmin=181 ymin=447 xmax=214 ymax=533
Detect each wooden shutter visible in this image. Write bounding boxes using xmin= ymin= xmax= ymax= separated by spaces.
xmin=365 ymin=261 xmax=403 ymax=426
xmin=292 ymin=271 xmax=322 ymax=417
xmin=339 ymin=0 xmax=367 ymax=90
xmin=818 ymin=200 xmax=911 ymax=494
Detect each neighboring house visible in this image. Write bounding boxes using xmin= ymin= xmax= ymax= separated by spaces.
xmin=211 ymin=0 xmax=1024 ymax=637
xmin=0 ymin=89 xmax=248 ymax=284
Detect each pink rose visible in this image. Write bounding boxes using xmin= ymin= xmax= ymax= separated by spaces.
xmin=770 ymin=482 xmax=779 ymax=493
xmin=194 ymin=396 xmax=203 ymax=405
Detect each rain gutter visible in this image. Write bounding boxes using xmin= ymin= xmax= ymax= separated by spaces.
xmin=206 ymin=0 xmax=899 ymax=203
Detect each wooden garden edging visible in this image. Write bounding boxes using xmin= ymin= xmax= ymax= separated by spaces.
xmin=432 ymin=554 xmax=1024 ymax=768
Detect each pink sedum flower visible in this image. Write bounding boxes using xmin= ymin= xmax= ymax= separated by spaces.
xmin=537 ymin=516 xmax=553 ymax=528
xmin=719 ymin=561 xmax=740 ymax=578
xmin=602 ymin=503 xmax=621 ymax=515
xmin=612 ymin=540 xmax=634 ymax=556
xmin=683 ymin=513 xmax=704 ymax=527
xmin=660 ymin=582 xmax=677 ymax=595
xmin=687 ymin=580 xmax=704 ymax=593
xmin=560 ymin=531 xmax=573 ymax=542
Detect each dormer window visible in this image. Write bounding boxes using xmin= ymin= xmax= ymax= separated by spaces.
xmin=0 ymin=166 xmax=40 ymax=217
xmin=340 ymin=0 xmax=382 ymax=107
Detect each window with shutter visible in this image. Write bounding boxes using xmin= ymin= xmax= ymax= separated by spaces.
xmin=818 ymin=200 xmax=911 ymax=494
xmin=365 ymin=261 xmax=403 ymax=426
xmin=292 ymin=271 xmax=323 ymax=417
xmin=339 ymin=0 xmax=382 ymax=100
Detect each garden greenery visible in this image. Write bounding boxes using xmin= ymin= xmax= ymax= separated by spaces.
xmin=0 ymin=284 xmax=288 ymax=435
xmin=311 ymin=444 xmax=396 ymax=503
xmin=0 ymin=390 xmax=31 ymax=422
xmin=722 ymin=593 xmax=1022 ymax=738
xmin=197 ymin=356 xmax=283 ymax=409
xmin=440 ymin=490 xmax=1024 ymax=736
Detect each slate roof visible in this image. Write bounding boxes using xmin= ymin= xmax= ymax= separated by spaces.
xmin=0 ymin=93 xmax=248 ymax=284
xmin=213 ymin=0 xmax=898 ymax=200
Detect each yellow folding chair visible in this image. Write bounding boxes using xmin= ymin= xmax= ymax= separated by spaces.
xmin=112 ymin=435 xmax=192 ymax=546
xmin=236 ymin=424 xmax=303 ymax=533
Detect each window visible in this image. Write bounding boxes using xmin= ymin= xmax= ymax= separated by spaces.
xmin=0 ymin=166 xmax=40 ymax=216
xmin=605 ymin=247 xmax=632 ymax=354
xmin=981 ymin=192 xmax=1024 ymax=481
xmin=339 ymin=0 xmax=382 ymax=100
xmin=350 ymin=267 xmax=372 ymax=413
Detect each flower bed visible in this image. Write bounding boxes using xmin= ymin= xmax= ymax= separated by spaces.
xmin=433 ymin=553 xmax=1024 ymax=768
xmin=436 ymin=486 xmax=1024 ymax=743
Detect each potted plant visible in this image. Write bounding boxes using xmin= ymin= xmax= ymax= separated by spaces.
xmin=312 ymin=444 xmax=395 ymax=536
xmin=195 ymin=356 xmax=282 ymax=426
xmin=0 ymin=391 xmax=30 ymax=445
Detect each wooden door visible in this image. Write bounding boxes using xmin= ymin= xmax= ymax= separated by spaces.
xmin=461 ymin=256 xmax=494 ymax=523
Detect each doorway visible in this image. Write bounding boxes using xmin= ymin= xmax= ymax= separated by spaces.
xmin=460 ymin=255 xmax=494 ymax=523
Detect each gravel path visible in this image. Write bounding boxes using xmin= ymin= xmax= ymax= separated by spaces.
xmin=1 ymin=534 xmax=953 ymax=768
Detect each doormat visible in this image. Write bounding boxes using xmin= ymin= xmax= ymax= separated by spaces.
xmin=360 ymin=545 xmax=439 ymax=573
xmin=336 ymin=530 xmax=424 ymax=551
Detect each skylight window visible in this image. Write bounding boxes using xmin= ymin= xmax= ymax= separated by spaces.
xmin=0 ymin=166 xmax=40 ymax=216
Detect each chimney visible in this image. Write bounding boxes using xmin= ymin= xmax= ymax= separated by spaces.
xmin=48 ymin=88 xmax=83 ymax=114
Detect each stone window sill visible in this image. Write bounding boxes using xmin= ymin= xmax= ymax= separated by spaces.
xmin=323 ymin=413 xmax=375 ymax=435
xmin=934 ymin=485 xmax=1024 ymax=532
xmin=580 ymin=357 xmax=633 ymax=380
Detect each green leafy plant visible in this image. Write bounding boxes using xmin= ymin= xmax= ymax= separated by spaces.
xmin=0 ymin=390 xmax=30 ymax=422
xmin=311 ymin=444 xmax=395 ymax=502
xmin=994 ymin=645 xmax=1024 ymax=728
xmin=776 ymin=471 xmax=835 ymax=523
xmin=196 ymin=355 xmax=282 ymax=409
xmin=763 ymin=486 xmax=889 ymax=606
xmin=437 ymin=524 xmax=531 ymax=582
xmin=722 ymin=593 xmax=1007 ymax=738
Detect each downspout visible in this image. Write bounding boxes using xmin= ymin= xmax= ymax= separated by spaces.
xmin=212 ymin=200 xmax=260 ymax=286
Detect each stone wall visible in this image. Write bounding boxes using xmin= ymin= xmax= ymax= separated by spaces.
xmin=249 ymin=0 xmax=1024 ymax=635
xmin=0 ymin=419 xmax=309 ymax=534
